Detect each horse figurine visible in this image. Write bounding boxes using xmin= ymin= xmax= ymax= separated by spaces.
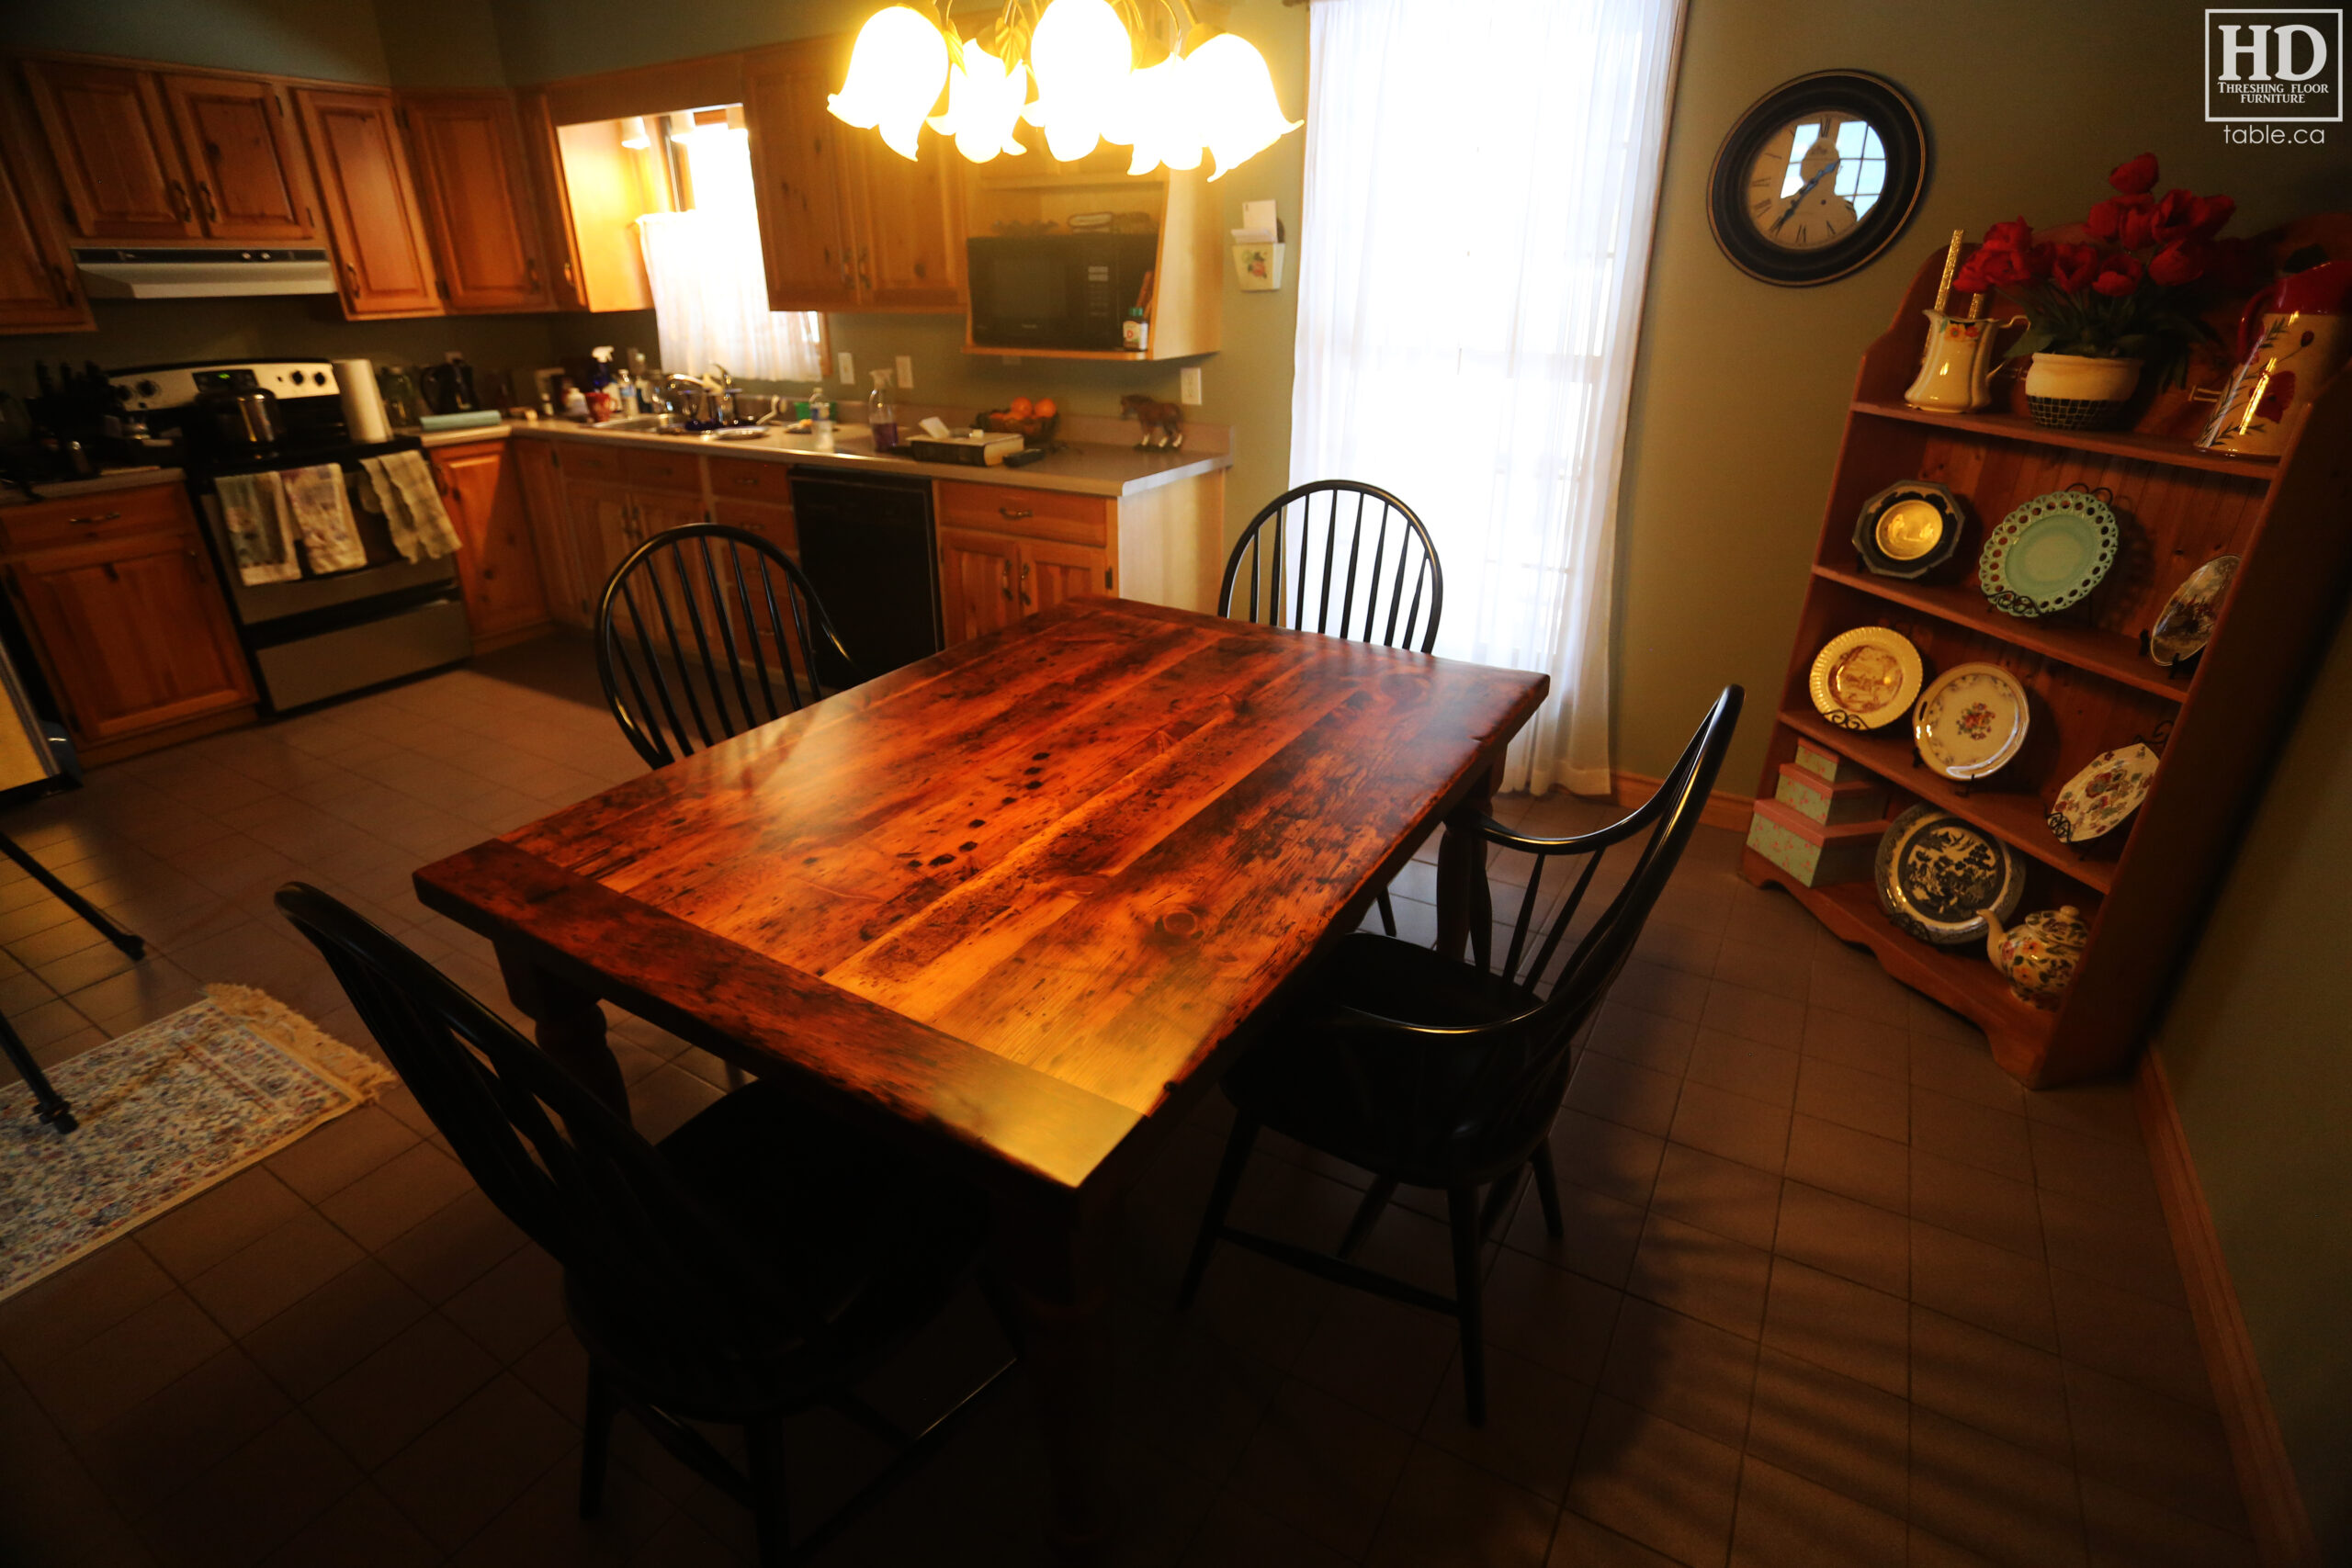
xmin=1120 ymin=393 xmax=1186 ymax=451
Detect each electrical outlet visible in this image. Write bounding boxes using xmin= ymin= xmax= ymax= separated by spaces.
xmin=1179 ymin=367 xmax=1203 ymax=405
xmin=895 ymin=355 xmax=915 ymax=390
xmin=837 ymin=352 xmax=855 ymax=384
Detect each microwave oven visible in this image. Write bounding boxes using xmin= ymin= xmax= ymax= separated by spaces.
xmin=966 ymin=232 xmax=1159 ymax=352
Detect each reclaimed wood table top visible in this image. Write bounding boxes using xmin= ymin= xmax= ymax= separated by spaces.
xmin=416 ymin=597 xmax=1547 ymax=1197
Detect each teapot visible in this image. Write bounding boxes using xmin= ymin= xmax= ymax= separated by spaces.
xmin=1979 ymin=906 xmax=2089 ymax=1010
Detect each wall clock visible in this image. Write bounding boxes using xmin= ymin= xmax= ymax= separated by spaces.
xmin=1707 ymin=71 xmax=1928 ymax=287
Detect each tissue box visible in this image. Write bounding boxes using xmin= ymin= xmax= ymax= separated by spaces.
xmin=1746 ymin=797 xmax=1882 ymax=886
xmin=905 ymin=432 xmax=1023 ymax=467
xmin=1773 ymin=763 xmax=1887 ymax=826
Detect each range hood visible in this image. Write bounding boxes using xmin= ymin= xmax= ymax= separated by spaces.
xmin=74 ymin=247 xmax=337 ymax=299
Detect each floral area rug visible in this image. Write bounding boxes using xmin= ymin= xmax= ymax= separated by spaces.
xmin=0 ymin=985 xmax=390 ymax=1302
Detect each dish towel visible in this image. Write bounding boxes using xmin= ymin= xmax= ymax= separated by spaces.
xmin=213 ymin=472 xmax=302 ymax=585
xmin=359 ymin=452 xmax=462 ymax=562
xmin=280 ymin=464 xmax=368 ymax=574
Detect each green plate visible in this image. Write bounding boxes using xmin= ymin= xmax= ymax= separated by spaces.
xmin=1977 ymin=490 xmax=2119 ymax=618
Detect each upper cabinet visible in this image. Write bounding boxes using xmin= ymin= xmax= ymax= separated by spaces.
xmin=401 ymin=91 xmax=553 ymax=313
xmin=159 ymin=73 xmax=315 ymax=241
xmin=0 ymin=85 xmax=91 ymax=333
xmin=743 ymin=39 xmax=963 ymax=314
xmin=293 ymin=87 xmax=443 ymax=319
xmin=20 ymin=61 xmax=198 ymax=241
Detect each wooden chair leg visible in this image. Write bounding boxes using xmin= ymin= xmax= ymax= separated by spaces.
xmin=1337 ymin=1176 xmax=1398 ymax=1259
xmin=1178 ymin=1114 xmax=1260 ymax=1308
xmin=744 ymin=1415 xmax=791 ymax=1568
xmin=1530 ymin=1145 xmax=1566 ymax=1239
xmin=579 ymin=1362 xmax=616 ymax=1518
xmin=1445 ymin=1186 xmax=1487 ymax=1427
xmin=1376 ymin=887 xmax=1398 ymax=937
xmin=725 ymin=1063 xmax=745 ymax=1090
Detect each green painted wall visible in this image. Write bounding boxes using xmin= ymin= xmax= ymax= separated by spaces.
xmin=0 ymin=0 xmax=391 ymax=85
xmin=2153 ymin=603 xmax=2352 ymax=1554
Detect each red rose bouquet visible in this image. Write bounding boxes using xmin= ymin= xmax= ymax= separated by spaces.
xmin=1952 ymin=153 xmax=2256 ymax=386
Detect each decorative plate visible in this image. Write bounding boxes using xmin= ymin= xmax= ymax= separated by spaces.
xmin=2047 ymin=743 xmax=2159 ymax=843
xmin=2148 ymin=555 xmax=2240 ymax=666
xmin=1852 ymin=479 xmax=1966 ymax=580
xmin=1808 ymin=627 xmax=1925 ymax=731
xmin=1978 ymin=488 xmax=2120 ymax=617
xmin=1912 ymin=661 xmax=2030 ymax=780
xmin=1873 ymin=803 xmax=2026 ymax=946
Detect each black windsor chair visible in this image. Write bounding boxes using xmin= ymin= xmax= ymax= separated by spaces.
xmin=1217 ymin=479 xmax=1445 ymax=937
xmin=1176 ymin=687 xmax=1742 ymax=1425
xmin=277 ymin=885 xmax=1015 ymax=1566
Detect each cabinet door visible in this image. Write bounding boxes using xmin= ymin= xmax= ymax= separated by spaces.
xmin=742 ymin=42 xmax=862 ymax=312
xmin=435 ymin=445 xmax=548 ymax=638
xmin=294 ymin=88 xmax=443 ymax=319
xmin=1023 ymin=536 xmax=1112 ymax=616
xmin=402 ymin=92 xmax=552 ymax=312
xmin=21 ymin=61 xmax=198 ymax=240
xmin=937 ymin=526 xmax=1021 ymax=647
xmin=516 ymin=439 xmax=588 ymax=626
xmin=562 ymin=479 xmax=634 ymax=614
xmin=160 ymin=73 xmax=314 ymax=241
xmin=0 ymin=93 xmax=91 ymax=333
xmin=514 ymin=90 xmax=589 ymax=311
xmin=7 ymin=530 xmax=254 ymax=746
xmin=850 ymin=137 xmax=964 ymax=310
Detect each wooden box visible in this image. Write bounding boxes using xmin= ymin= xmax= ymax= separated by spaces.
xmin=1747 ymin=798 xmax=1883 ymax=887
xmin=1773 ymin=762 xmax=1888 ymax=826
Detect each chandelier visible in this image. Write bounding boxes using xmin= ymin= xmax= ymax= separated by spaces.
xmin=828 ymin=0 xmax=1301 ymax=177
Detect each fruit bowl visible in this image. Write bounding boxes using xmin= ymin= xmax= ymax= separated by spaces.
xmin=978 ymin=408 xmax=1057 ymax=446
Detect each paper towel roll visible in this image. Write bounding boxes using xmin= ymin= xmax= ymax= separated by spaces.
xmin=334 ymin=358 xmax=390 ymax=443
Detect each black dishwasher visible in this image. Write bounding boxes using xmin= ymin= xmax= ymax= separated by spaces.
xmin=786 ymin=468 xmax=943 ymax=687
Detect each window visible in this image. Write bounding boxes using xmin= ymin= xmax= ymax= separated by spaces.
xmin=635 ymin=116 xmax=826 ymax=381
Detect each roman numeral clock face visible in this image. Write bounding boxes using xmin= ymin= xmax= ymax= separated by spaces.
xmin=1709 ymin=72 xmax=1927 ymax=286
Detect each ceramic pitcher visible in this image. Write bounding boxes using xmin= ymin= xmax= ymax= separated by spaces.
xmin=2197 ymin=259 xmax=2352 ymax=456
xmin=1904 ymin=310 xmax=2011 ymax=413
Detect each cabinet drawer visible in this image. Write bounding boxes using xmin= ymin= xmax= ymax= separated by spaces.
xmin=936 ymin=481 xmax=1106 ymax=547
xmin=551 ymin=441 xmax=626 ymax=483
xmin=0 ymin=482 xmax=192 ymax=554
xmin=622 ymin=447 xmax=704 ymax=493
xmin=707 ymin=457 xmax=796 ymax=506
xmin=712 ymin=499 xmax=797 ymax=557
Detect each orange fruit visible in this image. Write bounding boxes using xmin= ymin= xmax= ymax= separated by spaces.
xmin=1009 ymin=396 xmax=1035 ymax=418
xmin=1034 ymin=398 xmax=1057 ymax=419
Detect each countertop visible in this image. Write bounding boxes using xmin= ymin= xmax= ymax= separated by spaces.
xmin=426 ymin=418 xmax=1229 ymax=500
xmin=20 ymin=468 xmax=186 ymax=501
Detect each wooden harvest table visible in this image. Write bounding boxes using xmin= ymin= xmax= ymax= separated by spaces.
xmin=414 ymin=596 xmax=1546 ymax=1556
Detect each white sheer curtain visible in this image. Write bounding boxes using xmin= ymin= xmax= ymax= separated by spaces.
xmin=636 ymin=129 xmax=826 ymax=381
xmin=1291 ymin=0 xmax=1684 ymax=795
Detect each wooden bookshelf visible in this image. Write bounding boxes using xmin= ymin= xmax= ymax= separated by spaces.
xmin=1747 ymin=215 xmax=2352 ymax=1086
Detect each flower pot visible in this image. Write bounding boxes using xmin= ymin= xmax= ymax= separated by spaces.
xmin=2023 ymin=353 xmax=2143 ymax=430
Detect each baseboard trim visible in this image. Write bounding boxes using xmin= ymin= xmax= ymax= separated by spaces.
xmin=1611 ymin=770 xmax=1754 ymax=832
xmin=2135 ymin=1050 xmax=2321 ymax=1567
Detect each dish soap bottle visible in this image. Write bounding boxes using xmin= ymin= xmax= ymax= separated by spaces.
xmin=866 ymin=368 xmax=899 ymax=452
xmin=809 ymin=387 xmax=834 ymax=453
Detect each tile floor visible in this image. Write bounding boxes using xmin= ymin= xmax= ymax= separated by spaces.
xmin=0 ymin=638 xmax=2255 ymax=1567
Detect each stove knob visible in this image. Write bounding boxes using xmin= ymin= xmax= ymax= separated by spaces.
xmin=136 ymin=379 xmax=158 ymax=397
xmin=288 ymin=370 xmax=306 ymax=386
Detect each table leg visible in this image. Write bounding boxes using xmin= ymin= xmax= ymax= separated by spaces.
xmin=1436 ymin=759 xmax=1499 ymax=969
xmin=495 ymin=942 xmax=630 ymax=1122
xmin=989 ymin=1192 xmax=1118 ymax=1565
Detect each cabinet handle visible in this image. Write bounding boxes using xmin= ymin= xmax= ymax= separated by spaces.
xmin=165 ymin=180 xmax=191 ymax=221
xmin=45 ymin=264 xmax=74 ymax=306
xmin=68 ymin=512 xmax=121 ymax=527
xmin=525 ymin=257 xmax=540 ymax=292
xmin=342 ymin=261 xmax=360 ymax=297
xmin=193 ymin=183 xmax=218 ymax=224
xmin=101 ymin=561 xmax=119 ymax=582
xmin=999 ymin=505 xmax=1033 ymax=520
xmin=560 ymin=257 xmax=576 ymax=287
xmin=730 ymin=476 xmax=760 ymax=487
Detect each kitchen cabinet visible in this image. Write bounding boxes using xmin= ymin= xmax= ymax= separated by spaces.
xmin=742 ymin=38 xmax=962 ymax=314
xmin=159 ymin=73 xmax=315 ymax=241
xmin=20 ymin=61 xmax=197 ymax=241
xmin=402 ymin=92 xmax=553 ymax=313
xmin=294 ymin=87 xmax=443 ymax=319
xmin=514 ymin=437 xmax=590 ymax=626
xmin=432 ymin=443 xmax=548 ymax=641
xmin=0 ymin=87 xmax=91 ymax=333
xmin=0 ymin=484 xmax=254 ymax=752
xmin=937 ymin=525 xmax=1023 ymax=646
xmin=935 ymin=481 xmax=1114 ymax=645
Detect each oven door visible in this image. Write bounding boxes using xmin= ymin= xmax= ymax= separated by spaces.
xmin=196 ymin=465 xmax=460 ymax=629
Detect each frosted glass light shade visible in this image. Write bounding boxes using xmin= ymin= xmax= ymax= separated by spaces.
xmin=1185 ymin=33 xmax=1301 ymax=181
xmin=829 ymin=5 xmax=948 ymax=161
xmin=928 ymin=38 xmax=1030 ymax=164
xmin=1023 ymin=0 xmax=1133 ymax=162
xmin=1103 ymin=51 xmax=1202 ymax=176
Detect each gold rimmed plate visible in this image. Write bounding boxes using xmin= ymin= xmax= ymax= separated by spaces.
xmin=2048 ymin=743 xmax=2160 ymax=843
xmin=1912 ymin=661 xmax=2030 ymax=780
xmin=2148 ymin=555 xmax=2239 ymax=667
xmin=1853 ymin=480 xmax=1966 ymax=580
xmin=1809 ymin=627 xmax=1924 ymax=731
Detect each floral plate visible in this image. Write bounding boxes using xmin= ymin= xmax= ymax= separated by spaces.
xmin=1808 ymin=627 xmax=1924 ymax=731
xmin=2148 ymin=555 xmax=2240 ymax=666
xmin=1978 ymin=489 xmax=2119 ymax=617
xmin=1912 ymin=662 xmax=2030 ymax=780
xmin=2047 ymin=743 xmax=2159 ymax=843
xmin=1874 ymin=803 xmax=2026 ymax=946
